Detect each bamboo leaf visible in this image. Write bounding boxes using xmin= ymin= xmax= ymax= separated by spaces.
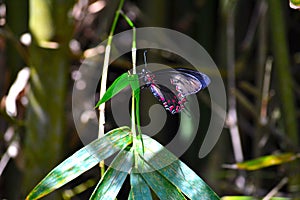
xmin=136 ymin=156 xmax=186 ymax=200
xmin=95 ymin=72 xmax=130 ymax=108
xmin=90 ymin=147 xmax=133 ymax=200
xmin=290 ymin=0 xmax=300 ymax=6
xmin=26 ymin=127 xmax=132 ymax=200
xmin=128 ymin=74 xmax=140 ymax=96
xmin=224 ymin=153 xmax=299 ymax=171
xmin=130 ymin=172 xmax=152 ymax=200
xmin=128 ymin=190 xmax=134 ymax=200
xmin=140 ymin=135 xmax=220 ymax=200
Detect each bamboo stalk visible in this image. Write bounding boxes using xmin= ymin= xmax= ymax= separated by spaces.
xmin=24 ymin=0 xmax=74 ymax=197
xmin=224 ymin=1 xmax=246 ymax=191
xmin=98 ymin=0 xmax=125 ymax=176
xmin=268 ymin=0 xmax=300 ymax=197
xmin=226 ymin=3 xmax=244 ymax=164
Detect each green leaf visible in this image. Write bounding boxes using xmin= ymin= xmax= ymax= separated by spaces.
xmin=224 ymin=153 xmax=299 ymax=171
xmin=95 ymin=72 xmax=130 ymax=108
xmin=140 ymin=135 xmax=220 ymax=200
xmin=26 ymin=126 xmax=132 ymax=200
xmin=136 ymin=156 xmax=186 ymax=200
xmin=128 ymin=74 xmax=140 ymax=95
xmin=128 ymin=189 xmax=134 ymax=200
xmin=290 ymin=0 xmax=300 ymax=6
xmin=90 ymin=147 xmax=133 ymax=200
xmin=130 ymin=172 xmax=152 ymax=200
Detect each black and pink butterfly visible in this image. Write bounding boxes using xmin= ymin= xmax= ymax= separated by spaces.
xmin=137 ymin=54 xmax=211 ymax=114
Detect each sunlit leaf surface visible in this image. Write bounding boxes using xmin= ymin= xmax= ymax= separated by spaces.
xmin=225 ymin=153 xmax=299 ymax=171
xmin=136 ymin=156 xmax=186 ymax=200
xmin=26 ymin=127 xmax=132 ymax=200
xmin=138 ymin=135 xmax=220 ymax=200
xmin=90 ymin=147 xmax=133 ymax=200
xmin=290 ymin=0 xmax=300 ymax=6
xmin=130 ymin=172 xmax=152 ymax=200
xmin=95 ymin=72 xmax=130 ymax=107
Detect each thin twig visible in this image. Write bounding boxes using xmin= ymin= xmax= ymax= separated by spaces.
xmin=260 ymin=57 xmax=273 ymax=125
xmin=226 ymin=2 xmax=245 ymax=191
xmin=226 ymin=5 xmax=244 ymax=163
xmin=241 ymin=0 xmax=268 ymax=51
xmin=262 ymin=177 xmax=288 ymax=200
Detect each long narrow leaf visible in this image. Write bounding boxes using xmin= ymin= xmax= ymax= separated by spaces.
xmin=223 ymin=153 xmax=299 ymax=171
xmin=137 ymin=156 xmax=186 ymax=200
xmin=95 ymin=72 xmax=130 ymax=108
xmin=26 ymin=127 xmax=132 ymax=200
xmin=141 ymin=135 xmax=220 ymax=200
xmin=130 ymin=172 xmax=152 ymax=200
xmin=128 ymin=189 xmax=134 ymax=200
xmin=90 ymin=147 xmax=133 ymax=200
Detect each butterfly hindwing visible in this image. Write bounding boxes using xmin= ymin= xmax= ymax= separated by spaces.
xmin=148 ymin=83 xmax=183 ymax=114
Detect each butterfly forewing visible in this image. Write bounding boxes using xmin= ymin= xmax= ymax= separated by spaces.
xmin=158 ymin=70 xmax=201 ymax=96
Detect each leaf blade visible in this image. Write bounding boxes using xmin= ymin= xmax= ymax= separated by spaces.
xmin=140 ymin=135 xmax=220 ymax=200
xmin=137 ymin=158 xmax=186 ymax=200
xmin=95 ymin=72 xmax=130 ymax=108
xmin=90 ymin=147 xmax=133 ymax=200
xmin=26 ymin=127 xmax=132 ymax=200
xmin=228 ymin=153 xmax=299 ymax=171
xmin=130 ymin=172 xmax=152 ymax=200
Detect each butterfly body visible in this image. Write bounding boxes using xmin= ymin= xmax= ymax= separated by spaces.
xmin=139 ymin=68 xmax=210 ymax=114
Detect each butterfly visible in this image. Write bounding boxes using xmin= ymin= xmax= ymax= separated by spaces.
xmin=138 ymin=67 xmax=211 ymax=114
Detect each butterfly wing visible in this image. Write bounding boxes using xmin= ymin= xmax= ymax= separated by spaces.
xmin=148 ymin=83 xmax=183 ymax=114
xmin=139 ymin=68 xmax=210 ymax=114
xmin=175 ymin=68 xmax=211 ymax=93
xmin=153 ymin=68 xmax=210 ymax=96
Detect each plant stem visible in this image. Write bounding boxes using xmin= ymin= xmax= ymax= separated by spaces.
xmin=24 ymin=0 xmax=73 ymax=197
xmin=224 ymin=0 xmax=246 ymax=191
xmin=268 ymin=0 xmax=300 ymax=197
xmin=268 ymin=0 xmax=298 ymax=149
xmin=98 ymin=0 xmax=125 ymax=176
xmin=129 ymin=23 xmax=138 ymax=168
xmin=119 ymin=11 xmax=140 ymax=141
xmin=226 ymin=2 xmax=244 ymax=164
xmin=130 ymin=28 xmax=137 ymax=136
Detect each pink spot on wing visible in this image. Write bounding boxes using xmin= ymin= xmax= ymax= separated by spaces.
xmin=169 ymin=105 xmax=174 ymax=111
